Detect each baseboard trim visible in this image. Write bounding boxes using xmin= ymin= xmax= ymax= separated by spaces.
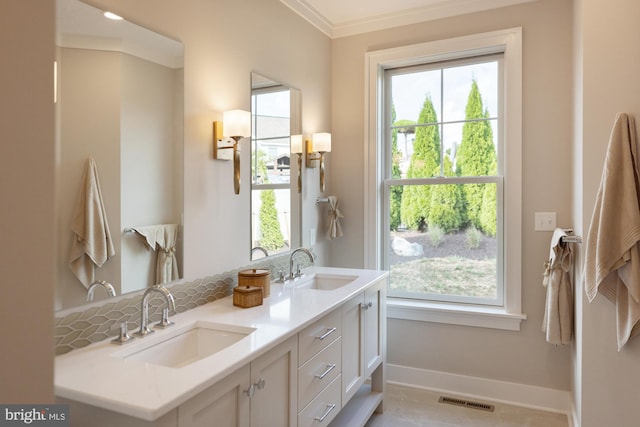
xmin=387 ymin=364 xmax=573 ymax=418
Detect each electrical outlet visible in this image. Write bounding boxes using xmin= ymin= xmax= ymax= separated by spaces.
xmin=535 ymin=212 xmax=556 ymax=231
xmin=310 ymin=228 xmax=316 ymax=246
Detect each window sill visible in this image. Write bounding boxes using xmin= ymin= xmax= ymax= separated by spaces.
xmin=387 ymin=298 xmax=526 ymax=331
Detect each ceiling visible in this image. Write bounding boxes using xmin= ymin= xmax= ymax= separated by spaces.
xmin=56 ymin=0 xmax=183 ymax=68
xmin=280 ymin=0 xmax=535 ymax=38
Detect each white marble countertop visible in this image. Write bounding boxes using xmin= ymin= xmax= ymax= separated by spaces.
xmin=54 ymin=267 xmax=388 ymax=421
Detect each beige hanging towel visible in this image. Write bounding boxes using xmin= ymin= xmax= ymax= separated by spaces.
xmin=583 ymin=113 xmax=640 ymax=351
xmin=542 ymin=228 xmax=574 ymax=345
xmin=68 ymin=158 xmax=115 ymax=288
xmin=327 ymin=196 xmax=343 ymax=240
xmin=130 ymin=224 xmax=179 ymax=285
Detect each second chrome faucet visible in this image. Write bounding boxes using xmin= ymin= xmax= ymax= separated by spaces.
xmin=135 ymin=285 xmax=176 ymax=337
xmin=288 ymin=247 xmax=315 ymax=281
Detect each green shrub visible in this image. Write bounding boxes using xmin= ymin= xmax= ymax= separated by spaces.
xmin=427 ymin=225 xmax=445 ymax=247
xmin=466 ymin=226 xmax=483 ymax=249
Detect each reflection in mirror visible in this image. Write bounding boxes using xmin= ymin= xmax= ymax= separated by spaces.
xmin=250 ymin=73 xmax=301 ymax=260
xmin=55 ymin=0 xmax=184 ymax=310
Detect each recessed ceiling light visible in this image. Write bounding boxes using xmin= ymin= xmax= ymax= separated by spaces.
xmin=103 ymin=11 xmax=123 ymax=21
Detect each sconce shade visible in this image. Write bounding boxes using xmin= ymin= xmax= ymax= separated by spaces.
xmin=312 ymin=132 xmax=331 ymax=152
xmin=291 ymin=134 xmax=303 ymax=154
xmin=223 ymin=109 xmax=251 ymax=138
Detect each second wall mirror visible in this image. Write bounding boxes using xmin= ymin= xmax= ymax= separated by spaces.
xmin=250 ymin=73 xmax=301 ymax=260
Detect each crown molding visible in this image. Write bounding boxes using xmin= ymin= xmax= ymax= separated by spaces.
xmin=281 ymin=0 xmax=536 ymax=38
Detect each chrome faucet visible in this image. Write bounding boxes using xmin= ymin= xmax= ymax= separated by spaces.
xmin=86 ymin=280 xmax=116 ymax=301
xmin=289 ymin=247 xmax=315 ymax=280
xmin=251 ymin=246 xmax=269 ymax=258
xmin=135 ymin=285 xmax=176 ymax=337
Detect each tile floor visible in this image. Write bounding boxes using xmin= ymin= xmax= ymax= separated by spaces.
xmin=365 ymin=384 xmax=569 ymax=427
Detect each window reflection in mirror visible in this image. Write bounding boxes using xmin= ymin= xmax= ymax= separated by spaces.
xmin=250 ymin=74 xmax=301 ymax=261
xmin=251 ymin=84 xmax=291 ymax=259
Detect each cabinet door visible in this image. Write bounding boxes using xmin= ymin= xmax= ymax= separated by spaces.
xmin=364 ymin=279 xmax=384 ymax=377
xmin=250 ymin=336 xmax=298 ymax=427
xmin=341 ymin=293 xmax=364 ymax=406
xmin=178 ymin=365 xmax=251 ymax=427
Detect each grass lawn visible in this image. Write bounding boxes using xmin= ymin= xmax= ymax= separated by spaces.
xmin=390 ymin=256 xmax=496 ymax=298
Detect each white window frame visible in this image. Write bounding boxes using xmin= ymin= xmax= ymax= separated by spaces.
xmin=364 ymin=28 xmax=526 ymax=330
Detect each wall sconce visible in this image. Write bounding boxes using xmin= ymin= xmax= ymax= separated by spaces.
xmin=305 ymin=132 xmax=331 ymax=192
xmin=291 ymin=134 xmax=303 ymax=193
xmin=213 ymin=109 xmax=251 ymax=195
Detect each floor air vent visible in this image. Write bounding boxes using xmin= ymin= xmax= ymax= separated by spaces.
xmin=438 ymin=396 xmax=495 ymax=412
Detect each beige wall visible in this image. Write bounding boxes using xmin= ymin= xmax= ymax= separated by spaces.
xmin=0 ymin=0 xmax=55 ymax=402
xmin=575 ymin=0 xmax=640 ymax=425
xmin=331 ymin=0 xmax=574 ymax=391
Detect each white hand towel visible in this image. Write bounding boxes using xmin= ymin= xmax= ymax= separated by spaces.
xmin=68 ymin=158 xmax=115 ymax=287
xmin=542 ymin=228 xmax=573 ymax=345
xmin=327 ymin=196 xmax=343 ymax=240
xmin=583 ymin=113 xmax=640 ymax=350
xmin=130 ymin=224 xmax=179 ymax=284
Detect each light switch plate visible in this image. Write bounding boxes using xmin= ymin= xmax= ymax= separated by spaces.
xmin=535 ymin=212 xmax=556 ymax=231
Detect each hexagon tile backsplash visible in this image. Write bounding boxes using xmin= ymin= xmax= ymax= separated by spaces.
xmin=54 ymin=255 xmax=295 ymax=355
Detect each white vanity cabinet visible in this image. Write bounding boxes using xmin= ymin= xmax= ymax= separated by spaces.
xmin=179 ymin=335 xmax=298 ymax=427
xmin=331 ymin=278 xmax=386 ymax=427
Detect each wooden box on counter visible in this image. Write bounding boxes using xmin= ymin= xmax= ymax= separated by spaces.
xmin=233 ymin=286 xmax=263 ymax=308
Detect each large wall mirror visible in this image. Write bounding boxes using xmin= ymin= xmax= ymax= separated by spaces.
xmin=55 ymin=0 xmax=184 ymax=310
xmin=250 ymin=73 xmax=301 ymax=260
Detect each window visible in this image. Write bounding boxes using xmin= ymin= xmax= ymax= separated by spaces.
xmin=251 ymin=86 xmax=292 ymax=259
xmin=365 ymin=28 xmax=525 ymax=330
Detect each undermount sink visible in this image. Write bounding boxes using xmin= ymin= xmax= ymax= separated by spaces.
xmin=285 ymin=273 xmax=358 ymax=291
xmin=117 ymin=322 xmax=255 ymax=368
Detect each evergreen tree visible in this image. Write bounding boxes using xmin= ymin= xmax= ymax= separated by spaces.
xmin=428 ymin=154 xmax=466 ymax=232
xmin=400 ymin=94 xmax=440 ymax=230
xmin=258 ymin=189 xmax=285 ymax=250
xmin=479 ymin=162 xmax=497 ymax=236
xmin=401 ymin=95 xmax=440 ymax=230
xmin=253 ymin=149 xmax=284 ymax=250
xmin=456 ymin=80 xmax=496 ymax=231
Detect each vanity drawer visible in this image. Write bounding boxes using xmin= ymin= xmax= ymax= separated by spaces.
xmin=297 ymin=374 xmax=342 ymax=427
xmin=298 ymin=309 xmax=342 ymax=366
xmin=298 ymin=337 xmax=341 ymax=410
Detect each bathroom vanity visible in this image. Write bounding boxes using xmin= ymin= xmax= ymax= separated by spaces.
xmin=55 ymin=267 xmax=387 ymax=427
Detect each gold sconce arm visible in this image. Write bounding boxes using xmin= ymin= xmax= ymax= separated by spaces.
xmin=213 ymin=122 xmax=242 ymax=195
xmin=305 ymin=133 xmax=331 ymax=192
xmin=291 ymin=134 xmax=303 ymax=194
xmin=296 ymin=153 xmax=302 ymax=193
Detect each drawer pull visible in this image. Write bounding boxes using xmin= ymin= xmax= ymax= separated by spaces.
xmin=314 ymin=403 xmax=336 ymax=422
xmin=244 ymin=384 xmax=256 ymax=398
xmin=316 ymin=327 xmax=337 ymax=341
xmin=255 ymin=378 xmax=266 ymax=390
xmin=361 ymin=301 xmax=373 ymax=311
xmin=314 ymin=363 xmax=336 ymax=380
